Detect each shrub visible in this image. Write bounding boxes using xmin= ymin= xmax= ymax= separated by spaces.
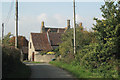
xmin=2 ymin=46 xmax=21 ymax=78
xmin=76 ymin=43 xmax=119 ymax=78
xmin=2 ymin=45 xmax=31 ymax=78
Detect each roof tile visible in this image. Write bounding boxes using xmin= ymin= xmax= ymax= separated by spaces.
xmin=31 ymin=33 xmax=53 ymax=51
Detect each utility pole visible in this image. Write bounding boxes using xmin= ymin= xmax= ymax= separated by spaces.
xmin=2 ymin=23 xmax=4 ymax=44
xmin=15 ymin=0 xmax=18 ymax=48
xmin=73 ymin=0 xmax=76 ymax=55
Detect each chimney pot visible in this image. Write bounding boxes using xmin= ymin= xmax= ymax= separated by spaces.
xmin=79 ymin=22 xmax=82 ymax=27
xmin=41 ymin=21 xmax=44 ymax=27
xmin=41 ymin=21 xmax=45 ymax=33
xmin=67 ymin=20 xmax=70 ymax=29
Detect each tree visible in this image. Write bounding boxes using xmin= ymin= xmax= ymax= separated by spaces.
xmin=93 ymin=1 xmax=120 ymax=59
xmin=78 ymin=1 xmax=120 ymax=77
xmin=2 ymin=32 xmax=13 ymax=46
xmin=58 ymin=24 xmax=95 ymax=63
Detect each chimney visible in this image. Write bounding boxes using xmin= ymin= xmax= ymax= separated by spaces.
xmin=79 ymin=22 xmax=83 ymax=31
xmin=57 ymin=28 xmax=60 ymax=33
xmin=79 ymin=22 xmax=82 ymax=28
xmin=67 ymin=20 xmax=70 ymax=29
xmin=41 ymin=21 xmax=45 ymax=33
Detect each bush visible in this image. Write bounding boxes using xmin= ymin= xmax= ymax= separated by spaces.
xmin=76 ymin=43 xmax=119 ymax=78
xmin=2 ymin=46 xmax=21 ymax=76
xmin=2 ymin=45 xmax=31 ymax=78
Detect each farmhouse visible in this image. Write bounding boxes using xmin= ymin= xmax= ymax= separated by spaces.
xmin=28 ymin=20 xmax=71 ymax=62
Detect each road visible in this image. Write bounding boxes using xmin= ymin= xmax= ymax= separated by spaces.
xmin=25 ymin=62 xmax=77 ymax=79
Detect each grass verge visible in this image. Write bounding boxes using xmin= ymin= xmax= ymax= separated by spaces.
xmin=49 ymin=61 xmax=93 ymax=78
xmin=49 ymin=61 xmax=120 ymax=79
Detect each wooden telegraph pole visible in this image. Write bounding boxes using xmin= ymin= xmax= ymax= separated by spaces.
xmin=73 ymin=0 xmax=76 ymax=55
xmin=2 ymin=23 xmax=4 ymax=44
xmin=15 ymin=0 xmax=18 ymax=48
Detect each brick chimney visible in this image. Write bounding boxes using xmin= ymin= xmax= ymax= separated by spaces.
xmin=79 ymin=22 xmax=82 ymax=28
xmin=67 ymin=20 xmax=70 ymax=29
xmin=41 ymin=21 xmax=45 ymax=33
xmin=79 ymin=22 xmax=83 ymax=31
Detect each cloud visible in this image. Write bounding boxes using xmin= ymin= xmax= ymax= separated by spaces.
xmin=37 ymin=13 xmax=70 ymax=27
xmin=53 ymin=14 xmax=65 ymax=24
xmin=18 ymin=15 xmax=41 ymax=40
xmin=76 ymin=14 xmax=84 ymax=23
xmin=37 ymin=13 xmax=48 ymax=22
xmin=76 ymin=14 xmax=95 ymax=30
xmin=4 ymin=13 xmax=98 ymax=40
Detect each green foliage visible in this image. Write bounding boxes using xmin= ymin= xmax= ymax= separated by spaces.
xmin=53 ymin=47 xmax=60 ymax=58
xmin=2 ymin=32 xmax=28 ymax=49
xmin=50 ymin=61 xmax=93 ymax=78
xmin=59 ymin=26 xmax=95 ymax=63
xmin=93 ymin=1 xmax=120 ymax=58
xmin=75 ymin=1 xmax=119 ymax=78
xmin=54 ymin=1 xmax=120 ymax=78
xmin=76 ymin=43 xmax=118 ymax=78
xmin=40 ymin=51 xmax=47 ymax=55
xmin=2 ymin=32 xmax=13 ymax=46
xmin=2 ymin=45 xmax=31 ymax=78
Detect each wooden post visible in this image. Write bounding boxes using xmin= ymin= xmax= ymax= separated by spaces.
xmin=73 ymin=0 xmax=76 ymax=55
xmin=2 ymin=23 xmax=4 ymax=44
xmin=15 ymin=0 xmax=18 ymax=48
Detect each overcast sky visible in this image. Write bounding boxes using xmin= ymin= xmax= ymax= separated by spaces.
xmin=1 ymin=1 xmax=104 ymax=40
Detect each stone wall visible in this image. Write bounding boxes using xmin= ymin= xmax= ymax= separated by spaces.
xmin=34 ymin=54 xmax=55 ymax=63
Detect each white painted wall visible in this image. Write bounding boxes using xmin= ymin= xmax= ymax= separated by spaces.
xmin=28 ymin=33 xmax=55 ymax=62
xmin=28 ymin=34 xmax=35 ymax=61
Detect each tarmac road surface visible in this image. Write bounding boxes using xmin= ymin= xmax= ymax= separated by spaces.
xmin=25 ymin=62 xmax=77 ymax=80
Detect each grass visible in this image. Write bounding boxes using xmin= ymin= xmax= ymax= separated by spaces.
xmin=30 ymin=61 xmax=42 ymax=64
xmin=49 ymin=61 xmax=93 ymax=78
xmin=49 ymin=61 xmax=120 ymax=79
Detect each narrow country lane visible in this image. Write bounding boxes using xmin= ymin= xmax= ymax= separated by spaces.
xmin=25 ymin=62 xmax=77 ymax=80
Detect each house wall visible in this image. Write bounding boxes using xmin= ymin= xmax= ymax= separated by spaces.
xmin=34 ymin=51 xmax=55 ymax=63
xmin=28 ymin=34 xmax=36 ymax=61
xmin=28 ymin=34 xmax=55 ymax=62
xmin=28 ymin=33 xmax=56 ymax=62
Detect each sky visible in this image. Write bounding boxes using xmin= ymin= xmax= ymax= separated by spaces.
xmin=1 ymin=1 xmax=104 ymax=40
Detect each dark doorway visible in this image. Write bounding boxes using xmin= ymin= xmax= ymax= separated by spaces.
xmin=32 ymin=52 xmax=34 ymax=61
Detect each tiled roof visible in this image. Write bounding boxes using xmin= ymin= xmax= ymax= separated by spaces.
xmin=45 ymin=28 xmax=65 ymax=33
xmin=58 ymin=28 xmax=66 ymax=33
xmin=31 ymin=33 xmax=53 ymax=51
xmin=48 ymin=33 xmax=63 ymax=46
xmin=45 ymin=28 xmax=58 ymax=32
xmin=21 ymin=47 xmax=28 ymax=54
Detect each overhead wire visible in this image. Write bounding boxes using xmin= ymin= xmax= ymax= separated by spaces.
xmin=4 ymin=0 xmax=14 ymax=27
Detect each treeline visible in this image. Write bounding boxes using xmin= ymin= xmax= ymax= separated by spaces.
xmin=54 ymin=1 xmax=120 ymax=78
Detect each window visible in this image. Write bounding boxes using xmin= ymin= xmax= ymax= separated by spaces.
xmin=30 ymin=42 xmax=31 ymax=49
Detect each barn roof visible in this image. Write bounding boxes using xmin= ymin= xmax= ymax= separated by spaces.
xmin=48 ymin=33 xmax=63 ymax=46
xmin=45 ymin=28 xmax=66 ymax=33
xmin=21 ymin=47 xmax=28 ymax=54
xmin=31 ymin=32 xmax=63 ymax=51
xmin=31 ymin=33 xmax=53 ymax=51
